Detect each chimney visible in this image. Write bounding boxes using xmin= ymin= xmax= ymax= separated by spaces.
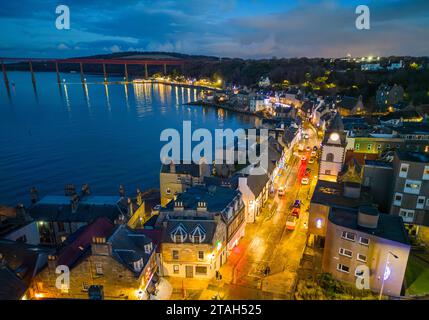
xmin=127 ymin=198 xmax=134 ymax=217
xmin=70 ymin=194 xmax=79 ymax=213
xmin=136 ymin=188 xmax=143 ymax=206
xmin=30 ymin=187 xmax=38 ymax=204
xmin=174 ymin=201 xmax=184 ymax=211
xmin=357 ymin=206 xmax=380 ymax=229
xmin=119 ymin=185 xmax=125 ymax=198
xmin=64 ymin=184 xmax=76 ymax=196
xmin=81 ymin=184 xmax=90 ymax=196
xmin=47 ymin=255 xmax=57 ymax=270
xmin=197 ymin=201 xmax=207 ymax=212
xmin=169 ymin=161 xmax=176 ymax=174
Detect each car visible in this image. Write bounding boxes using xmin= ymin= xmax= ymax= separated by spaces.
xmin=286 ymin=215 xmax=298 ymax=231
xmin=291 ymin=208 xmax=300 ymax=218
xmin=311 ymin=150 xmax=317 ymax=157
xmin=293 ymin=199 xmax=301 ymax=208
xmin=313 ymin=146 xmax=318 ymax=151
xmin=306 ymin=146 xmax=311 ymax=151
xmin=278 ymin=187 xmax=285 ymax=197
xmin=298 ymin=144 xmax=305 ymax=152
xmin=301 ymin=177 xmax=310 ymax=185
xmin=301 ymin=156 xmax=307 ymax=162
xmin=305 ymin=168 xmax=311 ymax=174
xmin=309 ymin=157 xmax=315 ymax=164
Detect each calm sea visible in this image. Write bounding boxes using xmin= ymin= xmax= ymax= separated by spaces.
xmin=0 ymin=72 xmax=257 ymax=206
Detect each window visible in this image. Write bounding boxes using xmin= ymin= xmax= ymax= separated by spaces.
xmin=393 ymin=193 xmax=403 ymax=206
xmin=404 ymin=180 xmax=421 ymax=195
xmin=367 ymin=144 xmax=373 ymax=151
xmin=325 ymin=170 xmax=331 ymax=175
xmin=341 ymin=231 xmax=356 ymax=242
xmin=355 ymin=143 xmax=360 ymax=150
xmin=423 ymin=166 xmax=429 ymax=180
xmin=82 ymin=282 xmax=89 ymax=292
xmin=359 ymin=237 xmax=370 ymax=246
xmin=339 ymin=248 xmax=353 ymax=258
xmin=417 ymin=196 xmax=426 ymax=209
xmin=173 ymin=265 xmax=180 ymax=274
xmin=166 ymin=188 xmax=171 ymax=195
xmin=172 ymin=250 xmax=179 ymax=260
xmin=326 ymin=153 xmax=334 ymax=162
xmin=399 ymin=209 xmax=415 ymax=223
xmin=195 ymin=266 xmax=207 ymax=275
xmin=95 ymin=263 xmax=103 ymax=275
xmin=170 ymin=224 xmax=187 ymax=243
xmin=190 ymin=225 xmax=206 ymax=244
xmin=377 ymin=144 xmax=382 ymax=151
xmin=357 ymin=254 xmax=367 ymax=263
xmin=198 ymin=251 xmax=204 ymax=260
xmin=337 ymin=264 xmax=350 ymax=273
xmin=399 ymin=163 xmax=409 ymax=178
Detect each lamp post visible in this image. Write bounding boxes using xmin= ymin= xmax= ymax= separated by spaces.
xmin=379 ymin=251 xmax=399 ymax=300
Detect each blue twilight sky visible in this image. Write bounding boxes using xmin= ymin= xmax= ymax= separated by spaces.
xmin=0 ymin=0 xmax=428 ymax=58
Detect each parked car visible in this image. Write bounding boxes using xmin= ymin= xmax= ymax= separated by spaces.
xmin=286 ymin=215 xmax=298 ymax=231
xmin=313 ymin=146 xmax=318 ymax=151
xmin=305 ymin=168 xmax=312 ymax=174
xmin=278 ymin=187 xmax=285 ymax=197
xmin=301 ymin=177 xmax=310 ymax=185
xmin=311 ymin=150 xmax=317 ymax=157
xmin=301 ymin=156 xmax=307 ymax=162
xmin=292 ymin=199 xmax=301 ymax=209
xmin=309 ymin=157 xmax=315 ymax=164
xmin=306 ymin=146 xmax=311 ymax=151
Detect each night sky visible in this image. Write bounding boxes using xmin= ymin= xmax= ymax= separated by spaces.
xmin=1 ymin=0 xmax=428 ymax=58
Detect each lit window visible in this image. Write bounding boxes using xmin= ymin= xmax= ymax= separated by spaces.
xmin=399 ymin=163 xmax=409 ymax=178
xmin=367 ymin=144 xmax=373 ymax=151
xmin=394 ymin=193 xmax=403 ymax=206
xmin=95 ymin=263 xmax=103 ymax=275
xmin=195 ymin=266 xmax=207 ymax=275
xmin=355 ymin=144 xmax=360 ymax=150
xmin=172 ymin=250 xmax=179 ymax=260
xmin=173 ymin=265 xmax=180 ymax=274
xmin=404 ymin=180 xmax=421 ymax=195
xmin=399 ymin=209 xmax=415 ymax=223
xmin=423 ymin=166 xmax=429 ymax=180
xmin=417 ymin=196 xmax=426 ymax=209
xmin=166 ymin=188 xmax=171 ymax=195
xmin=198 ymin=251 xmax=204 ymax=260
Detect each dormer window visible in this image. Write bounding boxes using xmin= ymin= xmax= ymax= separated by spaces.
xmin=170 ymin=224 xmax=187 ymax=243
xmin=133 ymin=258 xmax=144 ymax=272
xmin=144 ymin=243 xmax=153 ymax=254
xmin=190 ymin=225 xmax=206 ymax=244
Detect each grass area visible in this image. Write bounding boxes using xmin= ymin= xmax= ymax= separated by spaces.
xmin=405 ymin=255 xmax=429 ymax=296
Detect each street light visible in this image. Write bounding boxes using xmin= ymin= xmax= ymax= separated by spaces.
xmin=379 ymin=251 xmax=399 ymax=300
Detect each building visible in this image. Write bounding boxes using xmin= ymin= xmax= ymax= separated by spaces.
xmin=159 ymin=217 xmax=226 ymax=279
xmin=362 ymin=160 xmax=394 ymax=213
xmin=389 ymin=151 xmax=429 ymax=234
xmin=322 ymin=206 xmax=410 ymax=297
xmin=258 ymin=76 xmax=271 ymax=88
xmin=238 ymin=173 xmax=270 ymax=223
xmin=0 ymin=239 xmax=53 ymax=300
xmin=28 ymin=220 xmax=159 ymax=300
xmin=376 ymin=84 xmax=404 ymax=112
xmin=28 ymin=186 xmax=131 ymax=245
xmin=361 ymin=63 xmax=383 ymax=71
xmin=336 ymin=96 xmax=365 ymax=116
xmin=160 ymin=162 xmax=210 ymax=207
xmin=0 ymin=205 xmax=39 ymax=245
xmin=159 ymin=186 xmax=245 ymax=253
xmin=380 ymin=110 xmax=423 ymax=126
xmin=319 ymin=113 xmax=347 ymax=182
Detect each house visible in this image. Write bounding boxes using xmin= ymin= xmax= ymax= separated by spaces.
xmin=389 ymin=151 xmax=429 ymax=236
xmin=28 ymin=186 xmax=131 ymax=245
xmin=361 ymin=63 xmax=383 ymax=71
xmin=238 ymin=173 xmax=270 ymax=223
xmin=159 ymin=216 xmax=226 ymax=279
xmin=0 ymin=239 xmax=53 ymax=300
xmin=0 ymin=205 xmax=39 ymax=245
xmin=376 ymin=84 xmax=405 ymax=112
xmin=158 ymin=185 xmax=246 ymax=255
xmin=258 ymin=76 xmax=271 ymax=88
xmin=379 ymin=110 xmax=423 ymax=126
xmin=322 ymin=206 xmax=410 ymax=297
xmin=160 ymin=162 xmax=210 ymax=207
xmin=249 ymin=96 xmax=267 ymax=113
xmin=336 ymin=96 xmax=365 ymax=116
xmin=387 ymin=60 xmax=404 ymax=71
xmin=28 ymin=220 xmax=159 ymax=300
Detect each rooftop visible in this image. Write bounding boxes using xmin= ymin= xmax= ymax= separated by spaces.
xmin=162 ymin=219 xmax=217 ymax=245
xmin=329 ymin=207 xmax=410 ymax=245
xmin=396 ymin=150 xmax=429 ymax=163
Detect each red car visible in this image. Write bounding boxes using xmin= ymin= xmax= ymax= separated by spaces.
xmin=292 ymin=208 xmax=300 ymax=218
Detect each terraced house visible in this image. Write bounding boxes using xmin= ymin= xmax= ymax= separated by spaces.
xmin=157 ymin=185 xmax=245 ymax=278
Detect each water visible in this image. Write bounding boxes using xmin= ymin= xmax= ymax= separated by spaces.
xmin=0 ymin=72 xmax=257 ymax=206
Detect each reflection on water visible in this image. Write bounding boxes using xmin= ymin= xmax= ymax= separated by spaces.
xmin=0 ymin=72 xmax=256 ymax=205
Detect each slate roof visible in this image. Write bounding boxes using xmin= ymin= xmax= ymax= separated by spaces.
xmin=396 ymin=150 xmax=429 ymax=163
xmin=56 ymin=217 xmax=115 ymax=268
xmin=329 ymin=207 xmax=410 ymax=245
xmin=28 ymin=195 xmax=128 ymax=223
xmin=0 ymin=266 xmax=27 ymax=300
xmin=246 ymin=173 xmax=269 ymax=196
xmin=162 ymin=219 xmax=217 ymax=244
xmin=160 ymin=163 xmax=201 ymax=176
xmin=163 ymin=186 xmax=239 ymax=213
xmin=338 ymin=96 xmax=359 ymax=110
xmin=109 ymin=225 xmax=155 ymax=276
